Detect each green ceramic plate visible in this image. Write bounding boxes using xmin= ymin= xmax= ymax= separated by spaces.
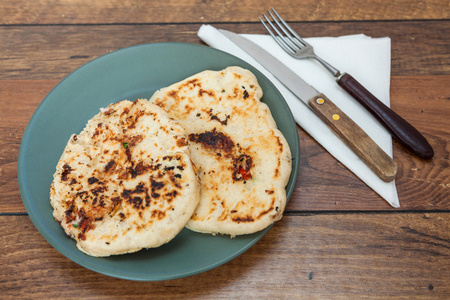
xmin=18 ymin=43 xmax=300 ymax=281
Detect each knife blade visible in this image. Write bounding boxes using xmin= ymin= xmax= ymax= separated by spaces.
xmin=219 ymin=29 xmax=397 ymax=182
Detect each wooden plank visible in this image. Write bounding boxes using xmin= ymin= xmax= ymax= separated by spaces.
xmin=1 ymin=0 xmax=448 ymax=24
xmin=390 ymin=76 xmax=450 ymax=210
xmin=1 ymin=213 xmax=448 ymax=298
xmin=0 ymin=21 xmax=448 ymax=81
xmin=0 ymin=80 xmax=58 ymax=214
xmin=1 ymin=74 xmax=449 ymax=213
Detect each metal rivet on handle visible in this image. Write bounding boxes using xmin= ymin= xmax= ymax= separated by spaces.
xmin=332 ymin=114 xmax=340 ymax=120
xmin=316 ymin=98 xmax=325 ymax=104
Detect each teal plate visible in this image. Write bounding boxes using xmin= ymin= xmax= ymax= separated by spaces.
xmin=18 ymin=43 xmax=300 ymax=281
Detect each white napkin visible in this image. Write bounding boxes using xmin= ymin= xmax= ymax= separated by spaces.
xmin=198 ymin=24 xmax=400 ymax=208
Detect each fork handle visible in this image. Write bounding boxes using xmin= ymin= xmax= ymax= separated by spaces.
xmin=337 ymin=73 xmax=434 ymax=159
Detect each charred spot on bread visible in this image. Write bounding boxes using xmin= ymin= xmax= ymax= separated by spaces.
xmin=61 ymin=164 xmax=73 ymax=181
xmin=188 ymin=128 xmax=234 ymax=153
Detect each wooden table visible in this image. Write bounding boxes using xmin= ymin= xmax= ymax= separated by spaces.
xmin=1 ymin=0 xmax=449 ymax=298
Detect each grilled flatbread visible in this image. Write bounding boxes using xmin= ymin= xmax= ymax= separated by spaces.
xmin=50 ymin=99 xmax=200 ymax=257
xmin=150 ymin=66 xmax=292 ymax=236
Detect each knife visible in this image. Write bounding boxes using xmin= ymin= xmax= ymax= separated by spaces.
xmin=219 ymin=29 xmax=398 ymax=182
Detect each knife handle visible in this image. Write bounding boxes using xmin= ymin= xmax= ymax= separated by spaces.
xmin=308 ymin=93 xmax=398 ymax=182
xmin=337 ymin=73 xmax=434 ymax=159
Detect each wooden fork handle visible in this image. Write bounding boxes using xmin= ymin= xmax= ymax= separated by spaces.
xmin=337 ymin=73 xmax=434 ymax=159
xmin=309 ymin=93 xmax=398 ymax=182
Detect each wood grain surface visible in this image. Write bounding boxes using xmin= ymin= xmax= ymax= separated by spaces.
xmin=1 ymin=22 xmax=449 ymax=80
xmin=1 ymin=214 xmax=449 ymax=298
xmin=1 ymin=0 xmax=449 ymax=298
xmin=1 ymin=0 xmax=447 ymax=24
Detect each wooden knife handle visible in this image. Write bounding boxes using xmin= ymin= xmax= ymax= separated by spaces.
xmin=337 ymin=73 xmax=434 ymax=159
xmin=308 ymin=93 xmax=398 ymax=182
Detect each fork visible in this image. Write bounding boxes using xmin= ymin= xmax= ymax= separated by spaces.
xmin=260 ymin=8 xmax=434 ymax=159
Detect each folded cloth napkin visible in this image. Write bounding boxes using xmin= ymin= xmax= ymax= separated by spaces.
xmin=198 ymin=24 xmax=400 ymax=207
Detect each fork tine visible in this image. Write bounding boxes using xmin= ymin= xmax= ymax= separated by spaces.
xmin=259 ymin=15 xmax=295 ymax=55
xmin=262 ymin=13 xmax=300 ymax=53
xmin=261 ymin=8 xmax=342 ymax=77
xmin=266 ymin=9 xmax=304 ymax=50
xmin=270 ymin=8 xmax=311 ymax=48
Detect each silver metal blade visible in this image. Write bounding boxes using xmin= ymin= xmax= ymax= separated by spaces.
xmin=219 ymin=29 xmax=319 ymax=103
